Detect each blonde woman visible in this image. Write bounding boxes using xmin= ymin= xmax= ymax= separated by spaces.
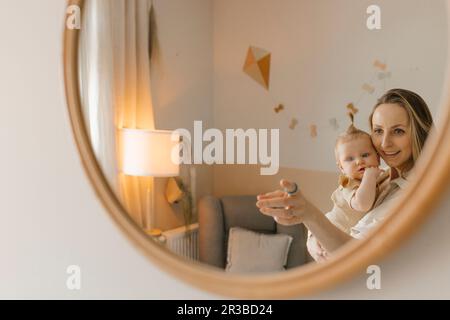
xmin=256 ymin=89 xmax=434 ymax=260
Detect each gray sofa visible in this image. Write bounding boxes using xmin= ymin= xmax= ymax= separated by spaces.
xmin=198 ymin=195 xmax=308 ymax=270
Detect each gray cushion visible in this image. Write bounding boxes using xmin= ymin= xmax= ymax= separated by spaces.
xmin=226 ymin=227 xmax=293 ymax=274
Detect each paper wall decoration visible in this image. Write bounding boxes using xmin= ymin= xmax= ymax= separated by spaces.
xmin=329 ymin=118 xmax=339 ymax=131
xmin=378 ymin=71 xmax=391 ymax=80
xmin=289 ymin=118 xmax=298 ymax=130
xmin=373 ymin=60 xmax=387 ymax=71
xmin=243 ymin=46 xmax=271 ymax=90
xmin=362 ymin=83 xmax=375 ymax=94
xmin=274 ymin=104 xmax=284 ymax=113
xmin=248 ymin=58 xmax=396 ymax=138
xmin=309 ymin=124 xmax=318 ymax=138
xmin=346 ymin=103 xmax=359 ymax=115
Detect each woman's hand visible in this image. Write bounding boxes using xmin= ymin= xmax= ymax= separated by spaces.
xmin=257 ymin=179 xmax=352 ymax=252
xmin=256 ymin=179 xmax=311 ymax=226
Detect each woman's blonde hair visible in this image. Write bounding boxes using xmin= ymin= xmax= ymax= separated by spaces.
xmin=369 ymin=88 xmax=434 ymax=163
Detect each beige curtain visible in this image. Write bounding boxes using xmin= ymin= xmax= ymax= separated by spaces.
xmin=79 ymin=0 xmax=155 ymax=228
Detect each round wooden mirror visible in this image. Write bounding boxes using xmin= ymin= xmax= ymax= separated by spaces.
xmin=64 ymin=0 xmax=450 ymax=298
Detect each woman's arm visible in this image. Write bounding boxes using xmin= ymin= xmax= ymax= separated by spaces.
xmin=256 ymin=180 xmax=353 ymax=253
xmin=350 ymin=167 xmax=382 ymax=212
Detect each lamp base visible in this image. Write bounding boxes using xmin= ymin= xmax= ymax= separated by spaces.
xmin=145 ymin=228 xmax=166 ymax=244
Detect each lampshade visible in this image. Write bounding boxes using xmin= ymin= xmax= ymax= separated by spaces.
xmin=121 ymin=129 xmax=180 ymax=177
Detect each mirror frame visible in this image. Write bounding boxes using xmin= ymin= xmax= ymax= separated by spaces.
xmin=64 ymin=0 xmax=450 ymax=298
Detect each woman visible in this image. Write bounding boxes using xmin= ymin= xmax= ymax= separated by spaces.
xmin=256 ymin=89 xmax=434 ymax=260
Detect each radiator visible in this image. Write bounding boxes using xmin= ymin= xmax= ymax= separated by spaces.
xmin=162 ymin=223 xmax=199 ymax=261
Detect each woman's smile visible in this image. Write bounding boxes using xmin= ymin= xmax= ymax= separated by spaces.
xmin=381 ymin=150 xmax=401 ymax=158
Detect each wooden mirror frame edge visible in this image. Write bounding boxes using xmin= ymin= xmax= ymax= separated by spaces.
xmin=63 ymin=0 xmax=450 ymax=298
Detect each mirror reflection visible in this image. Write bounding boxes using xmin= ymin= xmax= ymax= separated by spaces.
xmin=77 ymin=0 xmax=447 ymax=274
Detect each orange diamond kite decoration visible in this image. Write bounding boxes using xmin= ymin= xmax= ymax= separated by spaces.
xmin=243 ymin=46 xmax=271 ymax=90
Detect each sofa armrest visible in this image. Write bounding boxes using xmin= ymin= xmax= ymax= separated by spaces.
xmin=198 ymin=196 xmax=226 ymax=268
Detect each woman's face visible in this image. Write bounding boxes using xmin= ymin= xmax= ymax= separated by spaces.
xmin=371 ymin=103 xmax=413 ymax=171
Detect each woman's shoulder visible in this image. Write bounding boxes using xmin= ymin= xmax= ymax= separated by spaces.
xmin=380 ymin=167 xmax=410 ymax=190
xmin=375 ymin=168 xmax=391 ymax=192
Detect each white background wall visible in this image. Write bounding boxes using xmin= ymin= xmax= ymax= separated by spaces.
xmin=0 ymin=0 xmax=450 ymax=299
xmin=213 ymin=0 xmax=448 ymax=172
xmin=146 ymin=0 xmax=215 ymax=230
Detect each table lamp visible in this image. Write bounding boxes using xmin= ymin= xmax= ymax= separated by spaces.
xmin=121 ymin=128 xmax=180 ymax=231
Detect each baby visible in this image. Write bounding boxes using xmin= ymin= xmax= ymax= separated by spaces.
xmin=308 ymin=115 xmax=388 ymax=260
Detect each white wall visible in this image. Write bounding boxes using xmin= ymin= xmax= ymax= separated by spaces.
xmin=213 ymin=0 xmax=448 ymax=172
xmin=0 ymin=0 xmax=450 ymax=299
xmin=148 ymin=0 xmax=215 ymax=230
xmin=152 ymin=0 xmax=214 ymax=132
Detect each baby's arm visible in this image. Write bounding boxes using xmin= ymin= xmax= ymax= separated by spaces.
xmin=350 ymin=167 xmax=382 ymax=212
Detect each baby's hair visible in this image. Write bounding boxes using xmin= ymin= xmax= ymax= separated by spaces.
xmin=334 ymin=113 xmax=373 ymax=161
xmin=337 ymin=113 xmax=371 ymax=142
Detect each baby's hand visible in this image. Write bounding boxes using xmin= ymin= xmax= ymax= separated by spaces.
xmin=363 ymin=167 xmax=383 ymax=179
xmin=307 ymin=234 xmax=329 ymax=262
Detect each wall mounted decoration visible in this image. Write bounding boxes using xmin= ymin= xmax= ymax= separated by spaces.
xmin=243 ymin=46 xmax=271 ymax=90
xmin=373 ymin=59 xmax=387 ymax=71
xmin=378 ymin=71 xmax=391 ymax=80
xmin=329 ymin=118 xmax=339 ymax=131
xmin=274 ymin=103 xmax=284 ymax=113
xmin=64 ymin=0 xmax=450 ymax=300
xmin=346 ymin=103 xmax=359 ymax=115
xmin=289 ymin=118 xmax=299 ymax=130
xmin=309 ymin=124 xmax=318 ymax=138
xmin=362 ymin=83 xmax=375 ymax=94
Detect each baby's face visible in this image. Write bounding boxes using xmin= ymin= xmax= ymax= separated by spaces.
xmin=337 ymin=136 xmax=380 ymax=180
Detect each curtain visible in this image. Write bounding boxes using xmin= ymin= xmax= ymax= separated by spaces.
xmin=78 ymin=0 xmax=155 ymax=228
